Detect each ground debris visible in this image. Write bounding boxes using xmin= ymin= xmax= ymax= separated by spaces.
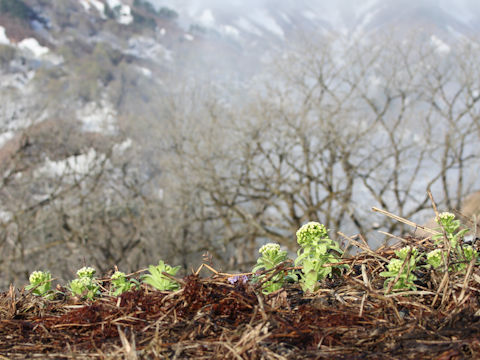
xmin=1 ymin=238 xmax=480 ymax=359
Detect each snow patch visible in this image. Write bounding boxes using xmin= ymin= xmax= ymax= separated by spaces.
xmin=79 ymin=0 xmax=91 ymax=11
xmin=80 ymin=0 xmax=106 ymax=18
xmin=430 ymin=35 xmax=450 ymax=54
xmin=106 ymin=0 xmax=133 ymax=25
xmin=136 ymin=66 xmax=152 ymax=78
xmin=0 ymin=131 xmax=15 ymax=148
xmin=126 ymin=36 xmax=173 ymax=62
xmin=235 ymin=18 xmax=262 ymax=36
xmin=198 ymin=9 xmax=215 ymax=27
xmin=249 ymin=10 xmax=284 ymax=38
xmin=117 ymin=5 xmax=133 ymax=25
xmin=222 ymin=25 xmax=240 ymax=38
xmin=113 ymin=138 xmax=132 ymax=154
xmin=0 ymin=26 xmax=10 ymax=45
xmin=35 ymin=148 xmax=106 ymax=178
xmin=18 ymin=38 xmax=49 ymax=57
xmin=76 ymin=101 xmax=117 ymax=134
xmin=0 ymin=210 xmax=12 ymax=223
xmin=184 ymin=33 xmax=194 ymax=41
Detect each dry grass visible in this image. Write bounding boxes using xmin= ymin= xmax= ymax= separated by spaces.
xmin=0 ymin=232 xmax=479 ymax=359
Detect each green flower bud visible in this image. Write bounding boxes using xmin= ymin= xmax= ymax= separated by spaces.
xmin=427 ymin=249 xmax=444 ymax=268
xmin=111 ymin=271 xmax=126 ymax=280
xmin=77 ymin=266 xmax=96 ymax=278
xmin=296 ymin=222 xmax=328 ymax=247
xmin=387 ymin=258 xmax=404 ymax=273
xmin=435 ymin=212 xmax=455 ymax=224
xmin=29 ymin=270 xmax=50 ymax=285
xmin=395 ymin=246 xmax=418 ymax=260
xmin=462 ymin=245 xmax=477 ymax=261
xmin=259 ymin=243 xmax=281 ymax=256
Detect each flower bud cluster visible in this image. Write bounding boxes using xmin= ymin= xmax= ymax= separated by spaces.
xmin=426 ymin=249 xmax=443 ymax=268
xmin=111 ymin=271 xmax=126 ymax=280
xmin=435 ymin=212 xmax=455 ymax=224
xmin=29 ymin=270 xmax=50 ymax=285
xmin=259 ymin=243 xmax=281 ymax=256
xmin=77 ymin=266 xmax=96 ymax=278
xmin=386 ymin=258 xmax=404 ymax=273
xmin=296 ymin=221 xmax=328 ymax=247
xmin=395 ymin=246 xmax=418 ymax=260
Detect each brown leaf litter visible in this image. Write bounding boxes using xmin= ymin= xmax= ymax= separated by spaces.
xmin=0 ymin=235 xmax=479 ymax=359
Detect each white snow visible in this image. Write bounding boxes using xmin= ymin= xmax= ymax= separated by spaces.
xmin=157 ymin=188 xmax=164 ymax=200
xmin=79 ymin=0 xmax=106 ymax=18
xmin=0 ymin=26 xmax=10 ymax=45
xmin=106 ymin=0 xmax=133 ymax=25
xmin=76 ymin=100 xmax=117 ymax=134
xmin=79 ymin=0 xmax=91 ymax=11
xmin=430 ymin=35 xmax=450 ymax=54
xmin=198 ymin=9 xmax=215 ymax=27
xmin=35 ymin=148 xmax=106 ymax=178
xmin=184 ymin=33 xmax=195 ymax=41
xmin=0 ymin=131 xmax=15 ymax=148
xmin=18 ymin=38 xmax=49 ymax=57
xmin=249 ymin=10 xmax=284 ymax=38
xmin=91 ymin=0 xmax=107 ymax=17
xmin=126 ymin=36 xmax=173 ymax=62
xmin=235 ymin=18 xmax=262 ymax=36
xmin=222 ymin=25 xmax=240 ymax=38
xmin=0 ymin=210 xmax=12 ymax=223
xmin=118 ymin=5 xmax=133 ymax=25
xmin=136 ymin=66 xmax=152 ymax=77
xmin=106 ymin=0 xmax=121 ymax=8
xmin=113 ymin=138 xmax=132 ymax=154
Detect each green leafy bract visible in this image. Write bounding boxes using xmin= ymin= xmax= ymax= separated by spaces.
xmin=142 ymin=260 xmax=180 ymax=291
xmin=110 ymin=271 xmax=140 ymax=296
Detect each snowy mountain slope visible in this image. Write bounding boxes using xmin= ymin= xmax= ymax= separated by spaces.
xmin=146 ymin=0 xmax=480 ymax=40
xmin=0 ymin=0 xmax=479 ymax=138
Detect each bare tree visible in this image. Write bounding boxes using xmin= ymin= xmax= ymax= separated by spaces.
xmin=156 ymin=33 xmax=480 ymax=270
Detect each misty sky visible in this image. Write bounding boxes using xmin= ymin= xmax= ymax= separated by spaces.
xmin=146 ymin=0 xmax=480 ymax=27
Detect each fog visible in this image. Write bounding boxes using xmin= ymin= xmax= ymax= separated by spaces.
xmin=147 ymin=0 xmax=480 ymax=28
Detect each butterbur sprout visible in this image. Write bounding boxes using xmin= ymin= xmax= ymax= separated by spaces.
xmin=259 ymin=243 xmax=281 ymax=256
xmin=77 ymin=266 xmax=96 ymax=278
xmin=435 ymin=212 xmax=455 ymax=224
xmin=29 ymin=270 xmax=50 ymax=285
xmin=427 ymin=249 xmax=444 ymax=268
xmin=395 ymin=246 xmax=418 ymax=260
xmin=111 ymin=271 xmax=126 ymax=280
xmin=462 ymin=245 xmax=477 ymax=261
xmin=296 ymin=221 xmax=328 ymax=247
xmin=386 ymin=258 xmax=404 ymax=273
xmin=26 ymin=270 xmax=52 ymax=296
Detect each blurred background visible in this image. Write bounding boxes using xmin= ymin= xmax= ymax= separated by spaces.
xmin=1 ymin=0 xmax=480 ymax=289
